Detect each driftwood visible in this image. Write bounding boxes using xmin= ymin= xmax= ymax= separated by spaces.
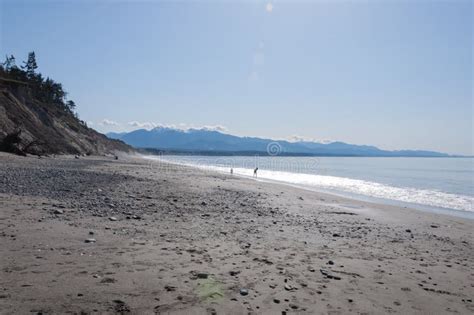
xmin=0 ymin=129 xmax=43 ymax=156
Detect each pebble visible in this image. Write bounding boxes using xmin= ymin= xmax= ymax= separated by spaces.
xmin=109 ymin=217 xmax=118 ymax=221
xmin=273 ymin=298 xmax=280 ymax=304
xmin=84 ymin=238 xmax=96 ymax=243
xmin=197 ymin=273 xmax=209 ymax=279
xmin=289 ymin=304 xmax=299 ymax=310
xmin=240 ymin=288 xmax=249 ymax=296
xmin=284 ymin=284 xmax=295 ymax=291
xmin=53 ymin=209 xmax=64 ymax=214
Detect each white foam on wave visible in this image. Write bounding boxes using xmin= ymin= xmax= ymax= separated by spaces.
xmin=145 ymin=156 xmax=474 ymax=213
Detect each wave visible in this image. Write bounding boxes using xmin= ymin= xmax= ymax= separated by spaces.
xmin=145 ymin=156 xmax=473 ymax=213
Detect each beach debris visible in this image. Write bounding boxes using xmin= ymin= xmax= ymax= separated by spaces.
xmin=239 ymin=288 xmax=249 ymax=296
xmin=320 ymin=269 xmax=341 ymax=280
xmin=100 ymin=277 xmax=116 ymax=284
xmin=190 ymin=271 xmax=209 ymax=280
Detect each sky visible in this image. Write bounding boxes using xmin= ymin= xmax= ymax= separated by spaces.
xmin=1 ymin=0 xmax=472 ymax=155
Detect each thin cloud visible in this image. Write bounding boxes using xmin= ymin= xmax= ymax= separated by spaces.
xmin=127 ymin=121 xmax=228 ymax=133
xmin=201 ymin=125 xmax=228 ymax=132
xmin=266 ymin=2 xmax=273 ymax=13
xmin=100 ymin=119 xmax=119 ymax=126
xmin=128 ymin=121 xmax=158 ymax=129
xmin=286 ymin=135 xmax=335 ymax=144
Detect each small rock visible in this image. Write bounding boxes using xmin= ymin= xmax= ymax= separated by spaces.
xmin=240 ymin=288 xmax=249 ymax=296
xmin=84 ymin=238 xmax=96 ymax=243
xmin=109 ymin=217 xmax=118 ymax=221
xmin=273 ymin=298 xmax=280 ymax=304
xmin=327 ymin=260 xmax=334 ymax=265
xmin=405 ymin=229 xmax=411 ymax=233
xmin=197 ymin=273 xmax=209 ymax=279
xmin=53 ymin=209 xmax=64 ymax=215
xmin=289 ymin=304 xmax=299 ymax=310
xmin=284 ymin=284 xmax=295 ymax=291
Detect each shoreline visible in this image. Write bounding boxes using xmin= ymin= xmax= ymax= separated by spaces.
xmin=1 ymin=153 xmax=473 ymax=314
xmin=145 ymin=154 xmax=474 ymax=220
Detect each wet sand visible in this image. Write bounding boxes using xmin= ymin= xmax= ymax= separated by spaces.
xmin=0 ymin=153 xmax=473 ymax=314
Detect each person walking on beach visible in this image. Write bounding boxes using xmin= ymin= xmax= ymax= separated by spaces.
xmin=230 ymin=168 xmax=233 ymax=175
xmin=253 ymin=167 xmax=258 ymax=177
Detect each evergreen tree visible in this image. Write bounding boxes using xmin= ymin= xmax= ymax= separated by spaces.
xmin=22 ymin=51 xmax=38 ymax=78
xmin=66 ymin=100 xmax=76 ymax=111
xmin=2 ymin=55 xmax=17 ymax=71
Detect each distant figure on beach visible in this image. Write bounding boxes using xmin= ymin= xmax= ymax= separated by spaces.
xmin=230 ymin=168 xmax=233 ymax=175
xmin=253 ymin=167 xmax=258 ymax=177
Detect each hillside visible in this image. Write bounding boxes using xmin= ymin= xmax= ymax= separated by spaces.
xmin=0 ymin=53 xmax=131 ymax=156
xmin=108 ymin=127 xmax=450 ymax=157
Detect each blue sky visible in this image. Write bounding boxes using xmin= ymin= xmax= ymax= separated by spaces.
xmin=1 ymin=0 xmax=472 ymax=155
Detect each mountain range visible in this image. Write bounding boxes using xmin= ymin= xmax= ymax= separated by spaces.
xmin=107 ymin=127 xmax=451 ymax=157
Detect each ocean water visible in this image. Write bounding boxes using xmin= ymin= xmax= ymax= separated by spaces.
xmin=145 ymin=155 xmax=474 ymax=218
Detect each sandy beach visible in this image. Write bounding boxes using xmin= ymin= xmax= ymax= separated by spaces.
xmin=0 ymin=152 xmax=473 ymax=314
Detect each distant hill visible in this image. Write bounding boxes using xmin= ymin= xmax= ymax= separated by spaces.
xmin=0 ymin=52 xmax=132 ymax=156
xmin=107 ymin=127 xmax=450 ymax=157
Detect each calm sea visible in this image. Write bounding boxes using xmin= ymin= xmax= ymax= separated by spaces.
xmin=146 ymin=155 xmax=474 ymax=219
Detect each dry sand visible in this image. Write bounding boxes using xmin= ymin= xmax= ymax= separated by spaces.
xmin=0 ymin=153 xmax=473 ymax=314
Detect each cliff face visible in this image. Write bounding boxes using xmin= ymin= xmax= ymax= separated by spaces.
xmin=0 ymin=78 xmax=132 ymax=156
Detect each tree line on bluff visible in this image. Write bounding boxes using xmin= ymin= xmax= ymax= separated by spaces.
xmin=0 ymin=51 xmax=89 ymax=156
xmin=1 ymin=51 xmax=78 ymax=116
